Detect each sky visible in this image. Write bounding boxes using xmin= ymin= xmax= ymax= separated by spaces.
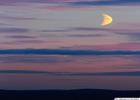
xmin=0 ymin=0 xmax=140 ymax=50
xmin=0 ymin=0 xmax=140 ymax=90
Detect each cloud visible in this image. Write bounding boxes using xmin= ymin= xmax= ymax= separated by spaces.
xmin=0 ymin=28 xmax=29 ymax=33
xmin=41 ymin=27 xmax=107 ymax=38
xmin=73 ymin=27 xmax=110 ymax=31
xmin=61 ymin=43 xmax=140 ymax=51
xmin=0 ymin=70 xmax=52 ymax=74
xmin=0 ymin=70 xmax=140 ymax=76
xmin=0 ymin=55 xmax=72 ymax=63
xmin=41 ymin=27 xmax=110 ymax=33
xmin=6 ymin=35 xmax=36 ymax=39
xmin=0 ymin=0 xmax=139 ymax=6
xmin=69 ymin=0 xmax=140 ymax=6
xmin=0 ymin=49 xmax=140 ymax=55
xmin=9 ymin=40 xmax=44 ymax=44
xmin=68 ymin=34 xmax=106 ymax=37
xmin=0 ymin=15 xmax=36 ymax=21
xmin=116 ymin=32 xmax=140 ymax=41
xmin=41 ymin=29 xmax=69 ymax=32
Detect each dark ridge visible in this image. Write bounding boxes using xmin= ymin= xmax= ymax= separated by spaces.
xmin=0 ymin=89 xmax=140 ymax=100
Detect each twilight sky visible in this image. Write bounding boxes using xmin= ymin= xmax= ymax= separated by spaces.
xmin=0 ymin=0 xmax=140 ymax=50
xmin=0 ymin=0 xmax=140 ymax=90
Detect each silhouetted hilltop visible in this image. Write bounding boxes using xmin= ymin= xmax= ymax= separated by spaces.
xmin=0 ymin=89 xmax=140 ymax=100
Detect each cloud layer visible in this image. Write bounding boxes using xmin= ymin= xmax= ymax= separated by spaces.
xmin=0 ymin=70 xmax=140 ymax=76
xmin=0 ymin=49 xmax=140 ymax=55
xmin=0 ymin=2 xmax=140 ymax=49
xmin=0 ymin=0 xmax=140 ymax=5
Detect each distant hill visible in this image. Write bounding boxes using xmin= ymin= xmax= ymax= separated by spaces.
xmin=0 ymin=89 xmax=140 ymax=100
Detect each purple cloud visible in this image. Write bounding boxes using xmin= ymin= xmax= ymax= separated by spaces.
xmin=0 ymin=70 xmax=140 ymax=76
xmin=6 ymin=35 xmax=36 ymax=39
xmin=0 ymin=28 xmax=29 ymax=33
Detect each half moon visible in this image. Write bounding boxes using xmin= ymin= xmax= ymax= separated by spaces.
xmin=101 ymin=14 xmax=113 ymax=26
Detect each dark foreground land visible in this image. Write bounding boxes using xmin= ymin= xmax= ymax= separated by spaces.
xmin=0 ymin=89 xmax=140 ymax=100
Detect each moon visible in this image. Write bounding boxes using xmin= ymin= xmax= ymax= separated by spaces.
xmin=101 ymin=14 xmax=113 ymax=26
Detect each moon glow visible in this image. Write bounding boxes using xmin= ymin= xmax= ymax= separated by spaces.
xmin=101 ymin=14 xmax=113 ymax=26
